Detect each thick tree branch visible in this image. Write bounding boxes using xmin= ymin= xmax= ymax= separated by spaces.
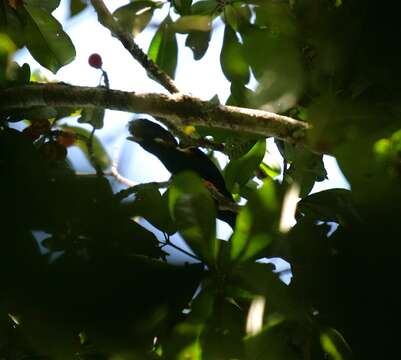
xmin=0 ymin=83 xmax=310 ymax=144
xmin=90 ymin=0 xmax=179 ymax=94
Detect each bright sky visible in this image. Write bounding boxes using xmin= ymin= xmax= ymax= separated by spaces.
xmin=15 ymin=0 xmax=349 ymax=268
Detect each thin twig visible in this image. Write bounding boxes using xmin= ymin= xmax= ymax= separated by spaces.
xmin=156 ymin=116 xmax=225 ymax=152
xmin=110 ymin=144 xmax=171 ymax=195
xmin=110 ymin=144 xmax=137 ymax=187
xmin=114 ymin=180 xmax=171 ymax=201
xmin=90 ymin=0 xmax=180 ymax=94
xmin=161 ymin=233 xmax=201 ymax=261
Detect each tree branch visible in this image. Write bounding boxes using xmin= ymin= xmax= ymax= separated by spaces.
xmin=0 ymin=83 xmax=310 ymax=145
xmin=90 ymin=0 xmax=179 ymax=94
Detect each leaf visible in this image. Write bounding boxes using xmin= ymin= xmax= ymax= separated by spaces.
xmin=169 ymin=171 xmax=218 ymax=265
xmin=226 ymin=82 xmax=254 ymax=107
xmin=281 ymin=143 xmax=327 ymax=198
xmin=78 ymin=107 xmax=105 ymax=129
xmin=190 ymin=0 xmax=217 ymax=15
xmin=172 ymin=0 xmax=192 ymax=15
xmin=24 ymin=0 xmax=60 ymax=13
xmin=148 ymin=15 xmax=178 ymax=78
xmin=225 ymin=139 xmax=266 ymax=193
xmin=173 ymin=15 xmax=211 ymax=33
xmin=297 ymin=188 xmax=359 ymax=225
xmin=69 ymin=0 xmax=87 ymax=17
xmin=20 ymin=4 xmax=76 ymax=73
xmin=124 ymin=185 xmax=176 ymax=235
xmin=59 ymin=124 xmax=111 ymax=171
xmin=234 ymin=262 xmax=306 ymax=319
xmin=113 ymin=0 xmax=158 ymax=37
xmin=320 ymin=327 xmax=353 ymax=360
xmin=230 ymin=179 xmax=278 ymax=263
xmin=220 ymin=25 xmax=249 ymax=84
xmin=185 ymin=30 xmax=211 ymax=60
xmin=245 ymin=319 xmax=306 ymax=360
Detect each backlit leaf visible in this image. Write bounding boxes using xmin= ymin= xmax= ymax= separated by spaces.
xmin=21 ymin=4 xmax=75 ymax=73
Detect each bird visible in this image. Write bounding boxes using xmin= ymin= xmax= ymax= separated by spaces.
xmin=127 ymin=119 xmax=237 ymax=228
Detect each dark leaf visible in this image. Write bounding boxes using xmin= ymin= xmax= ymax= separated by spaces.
xmin=220 ymin=25 xmax=249 ymax=84
xmin=190 ymin=0 xmax=217 ymax=15
xmin=78 ymin=107 xmax=105 ymax=129
xmin=69 ymin=0 xmax=87 ymax=17
xmin=113 ymin=0 xmax=158 ymax=37
xmin=24 ymin=0 xmax=60 ymax=13
xmin=124 ymin=184 xmax=176 ymax=235
xmin=225 ymin=139 xmax=266 ymax=193
xmin=282 ymin=144 xmax=327 ymax=198
xmin=169 ymin=171 xmax=217 ymax=265
xmin=172 ymin=0 xmax=192 ymax=15
xmin=297 ymin=188 xmax=358 ymax=225
xmin=320 ymin=326 xmax=353 ymax=360
xmin=185 ymin=30 xmax=211 ymax=60
xmin=230 ymin=179 xmax=278 ymax=263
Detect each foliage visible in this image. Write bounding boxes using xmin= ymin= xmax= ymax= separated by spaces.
xmin=1 ymin=0 xmax=401 ymax=359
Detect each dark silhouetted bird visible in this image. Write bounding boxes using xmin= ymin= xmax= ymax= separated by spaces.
xmin=128 ymin=119 xmax=237 ymax=228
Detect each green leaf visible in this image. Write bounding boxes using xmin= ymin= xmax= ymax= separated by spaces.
xmin=297 ymin=188 xmax=358 ymax=225
xmin=172 ymin=0 xmax=192 ymax=15
xmin=24 ymin=0 xmax=60 ymax=13
xmin=185 ymin=30 xmax=211 ymax=60
xmin=59 ymin=124 xmax=111 ymax=171
xmin=230 ymin=179 xmax=278 ymax=263
xmin=69 ymin=0 xmax=87 ymax=17
xmin=190 ymin=0 xmax=217 ymax=15
xmin=283 ymin=144 xmax=327 ymax=198
xmin=226 ymin=82 xmax=254 ymax=107
xmin=320 ymin=327 xmax=353 ymax=360
xmin=148 ymin=16 xmax=178 ymax=78
xmin=225 ymin=139 xmax=266 ymax=193
xmin=234 ymin=262 xmax=306 ymax=319
xmin=245 ymin=319 xmax=306 ymax=360
xmin=124 ymin=185 xmax=176 ymax=234
xmin=220 ymin=25 xmax=249 ymax=84
xmin=21 ymin=4 xmax=76 ymax=73
xmin=113 ymin=0 xmax=158 ymax=37
xmin=0 ymin=4 xmax=25 ymax=48
xmin=173 ymin=15 xmax=211 ymax=33
xmin=78 ymin=107 xmax=105 ymax=129
xmin=223 ymin=3 xmax=251 ymax=32
xmin=169 ymin=171 xmax=218 ymax=264
xmin=242 ymin=19 xmax=304 ymax=113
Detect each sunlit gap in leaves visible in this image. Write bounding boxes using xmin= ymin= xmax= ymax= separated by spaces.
xmin=31 ymin=230 xmax=64 ymax=263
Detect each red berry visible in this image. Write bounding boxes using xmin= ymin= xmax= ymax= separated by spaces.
xmin=88 ymin=53 xmax=103 ymax=69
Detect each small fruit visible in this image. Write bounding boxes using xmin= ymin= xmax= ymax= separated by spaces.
xmin=88 ymin=53 xmax=103 ymax=69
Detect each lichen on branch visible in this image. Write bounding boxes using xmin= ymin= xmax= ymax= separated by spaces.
xmin=0 ymin=83 xmax=311 ymax=147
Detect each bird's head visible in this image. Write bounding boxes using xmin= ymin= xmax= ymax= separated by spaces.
xmin=127 ymin=119 xmax=178 ymax=147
